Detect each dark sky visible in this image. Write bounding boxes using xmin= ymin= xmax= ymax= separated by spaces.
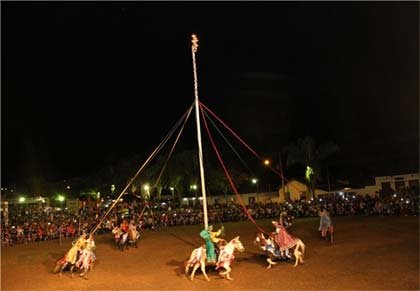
xmin=3 ymin=2 xmax=419 ymax=187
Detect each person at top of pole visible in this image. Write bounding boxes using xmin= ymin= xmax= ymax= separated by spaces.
xmin=200 ymin=225 xmax=223 ymax=264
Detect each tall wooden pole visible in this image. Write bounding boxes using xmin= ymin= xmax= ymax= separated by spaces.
xmin=191 ymin=34 xmax=209 ymax=229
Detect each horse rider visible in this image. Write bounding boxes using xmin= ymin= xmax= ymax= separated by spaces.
xmin=209 ymin=225 xmax=226 ymax=256
xmin=65 ymin=233 xmax=88 ymax=265
xmin=200 ymin=225 xmax=223 ymax=264
xmin=271 ymin=220 xmax=298 ymax=259
xmin=120 ymin=219 xmax=129 ymax=234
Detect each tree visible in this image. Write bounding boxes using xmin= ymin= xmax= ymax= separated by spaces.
xmin=285 ymin=136 xmax=339 ymax=199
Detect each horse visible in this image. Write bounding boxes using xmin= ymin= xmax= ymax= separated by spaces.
xmin=53 ymin=255 xmax=78 ymax=277
xmin=53 ymin=236 xmax=87 ymax=277
xmin=112 ymin=227 xmax=129 ymax=251
xmin=185 ymin=236 xmax=245 ymax=281
xmin=254 ymin=232 xmax=305 ymax=268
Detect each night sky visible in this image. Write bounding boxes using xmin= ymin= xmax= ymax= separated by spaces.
xmin=3 ymin=2 xmax=419 ymax=188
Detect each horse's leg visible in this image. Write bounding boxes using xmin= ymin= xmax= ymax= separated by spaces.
xmin=300 ymin=241 xmax=306 ymax=259
xmin=185 ymin=250 xmax=197 ymax=276
xmin=200 ymin=261 xmax=210 ymax=282
xmin=224 ymin=264 xmax=233 ymax=280
xmin=293 ymin=249 xmax=301 ymax=267
xmin=185 ymin=262 xmax=191 ymax=276
xmin=190 ymin=263 xmax=200 ymax=281
xmin=267 ymin=258 xmax=277 ymax=269
xmin=296 ymin=240 xmax=305 ymax=260
xmin=59 ymin=262 xmax=67 ymax=277
xmin=266 ymin=258 xmax=272 ymax=269
xmin=70 ymin=264 xmax=75 ymax=278
xmin=330 ymin=229 xmax=334 ymax=244
xmin=219 ymin=262 xmax=229 ymax=276
xmin=299 ymin=253 xmax=304 ymax=264
xmin=79 ymin=261 xmax=87 ymax=277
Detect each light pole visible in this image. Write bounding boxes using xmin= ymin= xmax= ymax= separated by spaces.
xmin=143 ymin=184 xmax=150 ymax=200
xmin=263 ymin=159 xmax=271 ymax=192
xmin=57 ymin=195 xmax=65 ymax=210
xmin=191 ymin=184 xmax=198 ymax=205
xmin=252 ymin=178 xmax=258 ymax=194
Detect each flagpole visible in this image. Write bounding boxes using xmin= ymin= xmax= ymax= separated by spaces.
xmin=191 ymin=34 xmax=209 ymax=229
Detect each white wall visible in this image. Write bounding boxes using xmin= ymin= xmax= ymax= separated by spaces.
xmin=375 ymin=173 xmax=419 ymax=191
xmin=180 ymin=192 xmax=280 ymax=206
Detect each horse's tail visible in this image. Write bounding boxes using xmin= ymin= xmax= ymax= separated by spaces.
xmin=185 ymin=248 xmax=198 ymax=266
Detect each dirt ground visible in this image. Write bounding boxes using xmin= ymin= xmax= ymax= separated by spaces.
xmin=1 ymin=216 xmax=419 ymax=290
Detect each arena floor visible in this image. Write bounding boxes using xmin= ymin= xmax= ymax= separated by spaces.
xmin=1 ymin=216 xmax=419 ymax=290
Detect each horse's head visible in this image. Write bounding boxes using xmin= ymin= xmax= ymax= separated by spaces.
xmin=254 ymin=232 xmax=269 ymax=248
xmin=254 ymin=234 xmax=261 ymax=245
xmin=230 ymin=236 xmax=245 ymax=253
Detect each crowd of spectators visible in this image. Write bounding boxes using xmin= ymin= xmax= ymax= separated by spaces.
xmin=1 ymin=186 xmax=418 ymax=247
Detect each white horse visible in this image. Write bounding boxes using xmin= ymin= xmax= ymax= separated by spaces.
xmin=75 ymin=237 xmax=96 ymax=279
xmin=185 ymin=236 xmax=245 ymax=281
xmin=112 ymin=227 xmax=129 ymax=251
xmin=255 ymin=232 xmax=305 ymax=268
xmin=127 ymin=227 xmax=140 ymax=248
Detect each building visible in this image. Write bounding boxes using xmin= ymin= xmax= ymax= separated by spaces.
xmin=180 ymin=191 xmax=280 ymax=206
xmin=277 ymin=180 xmax=328 ymax=202
xmin=375 ymin=173 xmax=419 ymax=194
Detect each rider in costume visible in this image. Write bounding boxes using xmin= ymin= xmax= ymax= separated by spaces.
xmin=271 ymin=220 xmax=298 ymax=259
xmin=65 ymin=233 xmax=88 ymax=265
xmin=200 ymin=225 xmax=223 ymax=263
xmin=209 ymin=225 xmax=225 ymax=246
xmin=120 ymin=219 xmax=129 ymax=233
